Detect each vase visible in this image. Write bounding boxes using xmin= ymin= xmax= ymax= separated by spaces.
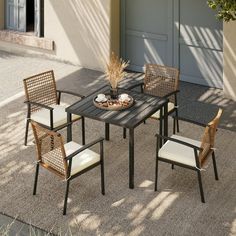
xmin=110 ymin=87 xmax=118 ymax=99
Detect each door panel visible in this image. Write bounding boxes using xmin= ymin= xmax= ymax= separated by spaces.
xmin=126 ymin=0 xmax=168 ymax=34
xmin=18 ymin=0 xmax=26 ymax=31
xmin=34 ymin=0 xmax=40 ymax=36
xmin=121 ymin=0 xmax=223 ymax=88
xmin=6 ymin=0 xmax=26 ymax=32
xmin=178 ymin=0 xmax=223 ymax=87
xmin=180 ymin=45 xmax=223 ymax=87
xmin=122 ymin=0 xmax=173 ymax=72
xmin=125 ymin=33 xmax=168 ymax=71
xmin=6 ymin=0 xmax=16 ymax=29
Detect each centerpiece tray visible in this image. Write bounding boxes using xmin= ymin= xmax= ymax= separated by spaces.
xmin=93 ymin=94 xmax=134 ymax=111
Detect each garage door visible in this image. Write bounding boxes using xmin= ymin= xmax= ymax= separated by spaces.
xmin=121 ymin=0 xmax=223 ymax=88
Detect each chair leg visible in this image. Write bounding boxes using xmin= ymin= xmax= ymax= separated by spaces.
xmin=105 ymin=123 xmax=110 ymax=141
xmin=159 ymin=118 xmax=163 ymax=147
xmin=33 ymin=163 xmax=39 ymax=195
xmin=154 ymin=157 xmax=159 ymax=191
xmin=197 ymin=170 xmax=205 ymax=203
xmin=175 ymin=109 xmax=180 ymax=133
xmin=82 ymin=117 xmax=85 ymax=145
xmin=63 ymin=180 xmax=70 ymax=215
xmin=101 ymin=161 xmax=105 ymax=195
xmin=24 ymin=119 xmax=30 ymax=146
xmin=173 ymin=117 xmax=176 ymax=135
xmin=123 ymin=128 xmax=126 ymax=139
xmin=212 ymin=151 xmax=219 ymax=180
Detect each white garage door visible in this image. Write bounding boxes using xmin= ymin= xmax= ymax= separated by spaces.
xmin=121 ymin=0 xmax=223 ymax=88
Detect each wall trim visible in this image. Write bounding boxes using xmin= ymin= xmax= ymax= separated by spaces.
xmin=0 ymin=30 xmax=54 ymax=50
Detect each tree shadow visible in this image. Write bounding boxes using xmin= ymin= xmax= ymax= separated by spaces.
xmin=123 ymin=72 xmax=236 ymax=132
xmin=0 ymin=65 xmax=235 ymax=235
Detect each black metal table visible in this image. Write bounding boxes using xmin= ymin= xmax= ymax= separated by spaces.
xmin=66 ymin=86 xmax=168 ymax=189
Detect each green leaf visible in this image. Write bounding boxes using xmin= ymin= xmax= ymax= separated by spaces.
xmin=207 ymin=0 xmax=236 ymax=22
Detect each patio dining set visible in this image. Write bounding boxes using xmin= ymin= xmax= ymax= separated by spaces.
xmin=23 ymin=65 xmax=222 ymax=215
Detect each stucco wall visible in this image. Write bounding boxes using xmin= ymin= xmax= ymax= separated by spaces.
xmin=0 ymin=0 xmax=120 ymax=71
xmin=110 ymin=0 xmax=120 ymax=56
xmin=223 ymin=21 xmax=236 ymax=101
xmin=0 ymin=0 xmax=4 ymax=29
xmin=44 ymin=0 xmax=120 ymax=71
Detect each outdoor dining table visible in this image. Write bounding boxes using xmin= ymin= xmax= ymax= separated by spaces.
xmin=66 ymin=85 xmax=169 ymax=189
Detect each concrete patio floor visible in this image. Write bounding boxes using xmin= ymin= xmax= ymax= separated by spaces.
xmin=0 ymin=213 xmax=54 ymax=236
xmin=1 ymin=50 xmax=235 ymax=132
xmin=0 ymin=51 xmax=235 ymax=235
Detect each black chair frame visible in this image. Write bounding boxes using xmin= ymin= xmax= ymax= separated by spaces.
xmin=24 ymin=89 xmax=85 ymax=146
xmin=33 ymin=137 xmax=105 ymax=215
xmin=155 ymin=117 xmax=219 ymax=203
xmin=123 ymin=81 xmax=180 ymax=138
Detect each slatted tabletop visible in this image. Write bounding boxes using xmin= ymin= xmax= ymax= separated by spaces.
xmin=66 ymin=86 xmax=168 ymax=129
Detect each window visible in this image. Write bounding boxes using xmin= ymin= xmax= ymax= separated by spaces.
xmin=5 ymin=0 xmax=44 ymax=37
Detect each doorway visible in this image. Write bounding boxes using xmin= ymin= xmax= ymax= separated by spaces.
xmin=5 ymin=0 xmax=43 ymax=36
xmin=121 ymin=0 xmax=223 ymax=88
xmin=26 ymin=0 xmax=34 ymax=32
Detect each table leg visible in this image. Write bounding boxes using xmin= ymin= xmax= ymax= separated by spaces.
xmin=129 ymin=128 xmax=134 ymax=189
xmin=105 ymin=123 xmax=110 ymax=141
xmin=82 ymin=116 xmax=85 ymax=145
xmin=163 ymin=102 xmax=168 ymax=138
xmin=67 ymin=113 xmax=72 ymax=142
xmin=159 ymin=107 xmax=163 ymax=147
xmin=123 ymin=128 xmax=126 ymax=139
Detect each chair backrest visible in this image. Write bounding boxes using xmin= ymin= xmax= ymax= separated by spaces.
xmin=144 ymin=64 xmax=179 ymax=103
xmin=31 ymin=121 xmax=68 ymax=179
xmin=23 ymin=70 xmax=58 ymax=112
xmin=199 ymin=109 xmax=223 ymax=166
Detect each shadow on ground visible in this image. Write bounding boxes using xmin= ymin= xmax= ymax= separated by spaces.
xmin=122 ymin=72 xmax=236 ymax=132
xmin=0 ymin=55 xmax=235 ymax=235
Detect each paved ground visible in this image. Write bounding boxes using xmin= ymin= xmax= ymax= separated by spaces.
xmin=1 ymin=50 xmax=235 ymax=131
xmin=0 ymin=50 xmax=235 ymax=235
xmin=123 ymin=72 xmax=236 ymax=132
xmin=0 ymin=213 xmax=54 ymax=236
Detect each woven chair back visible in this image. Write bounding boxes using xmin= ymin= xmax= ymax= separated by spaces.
xmin=23 ymin=70 xmax=58 ymax=112
xmin=144 ymin=64 xmax=179 ymax=103
xmin=31 ymin=121 xmax=68 ymax=178
xmin=199 ymin=109 xmax=223 ymax=166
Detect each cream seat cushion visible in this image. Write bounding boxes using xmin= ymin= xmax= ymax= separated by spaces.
xmin=64 ymin=141 xmax=100 ymax=176
xmin=151 ymin=102 xmax=175 ymax=119
xmin=31 ymin=104 xmax=80 ymax=128
xmin=158 ymin=135 xmax=201 ymax=167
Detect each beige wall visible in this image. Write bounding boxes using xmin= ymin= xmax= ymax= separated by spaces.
xmin=0 ymin=0 xmax=120 ymax=71
xmin=110 ymin=0 xmax=120 ymax=57
xmin=1 ymin=0 xmax=236 ymax=100
xmin=0 ymin=0 xmax=4 ymax=29
xmin=44 ymin=0 xmax=120 ymax=71
xmin=223 ymin=21 xmax=236 ymax=101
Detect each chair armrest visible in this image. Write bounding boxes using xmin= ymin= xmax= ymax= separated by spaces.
xmin=24 ymin=101 xmax=54 ymax=110
xmin=126 ymin=82 xmax=144 ymax=91
xmin=57 ymin=89 xmax=85 ymax=98
xmin=156 ymin=133 xmax=202 ymax=151
xmin=173 ymin=116 xmax=208 ymax=128
xmin=66 ymin=137 xmax=104 ymax=161
xmin=163 ymin=90 xmax=180 ymax=99
xmin=53 ymin=122 xmax=73 ymax=131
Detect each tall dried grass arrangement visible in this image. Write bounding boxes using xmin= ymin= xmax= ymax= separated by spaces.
xmin=105 ymin=52 xmax=129 ymax=89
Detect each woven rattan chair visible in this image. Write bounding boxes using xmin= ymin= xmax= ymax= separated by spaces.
xmin=23 ymin=70 xmax=85 ymax=146
xmin=124 ymin=64 xmax=180 ymax=138
xmin=155 ymin=109 xmax=223 ymax=203
xmin=144 ymin=64 xmax=179 ymax=130
xmin=31 ymin=121 xmax=105 ymax=215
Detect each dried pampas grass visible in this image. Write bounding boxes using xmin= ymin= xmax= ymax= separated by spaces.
xmin=105 ymin=52 xmax=129 ymax=89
